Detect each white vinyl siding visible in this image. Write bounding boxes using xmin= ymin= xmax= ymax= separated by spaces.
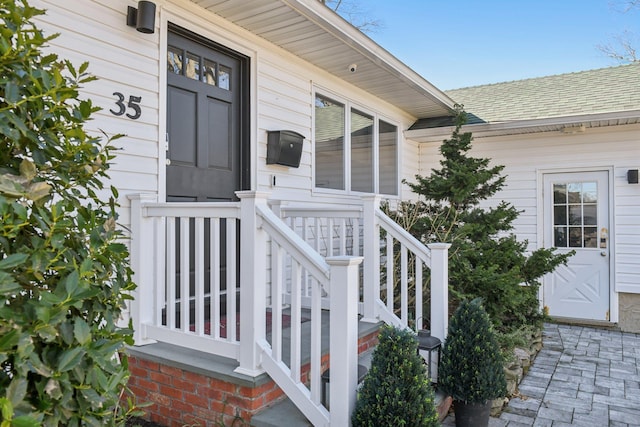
xmin=32 ymin=0 xmax=414 ymax=227
xmin=33 ymin=0 xmax=160 ymax=223
xmin=417 ymin=124 xmax=640 ymax=294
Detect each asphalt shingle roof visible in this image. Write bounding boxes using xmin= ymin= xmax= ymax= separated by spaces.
xmin=411 ymin=63 xmax=640 ymax=129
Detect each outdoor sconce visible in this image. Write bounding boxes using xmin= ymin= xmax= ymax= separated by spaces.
xmin=628 ymin=169 xmax=639 ymax=184
xmin=417 ymin=329 xmax=441 ymax=385
xmin=127 ymin=1 xmax=156 ymax=34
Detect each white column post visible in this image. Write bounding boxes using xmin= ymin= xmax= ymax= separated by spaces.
xmin=128 ymin=193 xmax=158 ymax=346
xmin=328 ymin=256 xmax=363 ymax=427
xmin=361 ymin=195 xmax=381 ymax=323
xmin=427 ymin=243 xmax=451 ymax=342
xmin=235 ymin=191 xmax=270 ymax=376
xmin=270 ymin=199 xmax=283 ymax=218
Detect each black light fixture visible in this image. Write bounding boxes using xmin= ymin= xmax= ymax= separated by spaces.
xmin=127 ymin=1 xmax=156 ymax=34
xmin=417 ymin=329 xmax=441 ymax=385
xmin=628 ymin=169 xmax=639 ymax=184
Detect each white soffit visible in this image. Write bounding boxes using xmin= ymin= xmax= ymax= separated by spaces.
xmin=189 ymin=0 xmax=455 ymax=119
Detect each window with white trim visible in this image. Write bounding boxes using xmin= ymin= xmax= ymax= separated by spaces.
xmin=314 ymin=93 xmax=398 ymax=195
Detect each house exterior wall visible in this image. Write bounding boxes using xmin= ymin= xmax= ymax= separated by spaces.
xmin=414 ymin=123 xmax=640 ymax=331
xmin=33 ymin=0 xmax=415 ymax=229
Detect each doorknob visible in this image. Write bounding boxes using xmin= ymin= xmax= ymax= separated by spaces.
xmin=600 ymin=251 xmax=607 ymax=257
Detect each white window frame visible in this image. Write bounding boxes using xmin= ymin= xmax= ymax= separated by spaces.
xmin=312 ymin=89 xmax=399 ymax=197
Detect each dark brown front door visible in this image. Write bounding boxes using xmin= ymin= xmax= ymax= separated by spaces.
xmin=166 ymin=25 xmax=249 ymax=201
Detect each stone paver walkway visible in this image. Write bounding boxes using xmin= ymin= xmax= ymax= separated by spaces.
xmin=443 ymin=323 xmax=640 ymax=426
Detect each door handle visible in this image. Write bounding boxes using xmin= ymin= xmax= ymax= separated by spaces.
xmin=600 ymin=251 xmax=607 ymax=257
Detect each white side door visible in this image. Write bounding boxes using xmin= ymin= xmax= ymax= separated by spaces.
xmin=543 ymin=171 xmax=610 ymax=321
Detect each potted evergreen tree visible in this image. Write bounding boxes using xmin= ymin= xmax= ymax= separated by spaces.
xmin=352 ymin=325 xmax=439 ymax=427
xmin=438 ymin=298 xmax=507 ymax=427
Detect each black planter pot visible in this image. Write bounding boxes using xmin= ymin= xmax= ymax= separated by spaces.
xmin=453 ymin=400 xmax=491 ymax=427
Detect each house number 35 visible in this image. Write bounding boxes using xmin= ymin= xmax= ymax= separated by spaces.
xmin=110 ymin=92 xmax=142 ymax=120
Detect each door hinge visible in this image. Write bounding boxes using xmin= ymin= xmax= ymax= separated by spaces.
xmin=165 ymin=132 xmax=169 ymax=151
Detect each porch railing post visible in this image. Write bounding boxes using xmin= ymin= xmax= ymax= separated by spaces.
xmin=426 ymin=243 xmax=451 ymax=342
xmin=328 ymin=256 xmax=363 ymax=427
xmin=235 ymin=191 xmax=269 ymax=376
xmin=361 ymin=195 xmax=381 ymax=323
xmin=269 ymin=199 xmax=283 ymax=218
xmin=128 ymin=193 xmax=158 ymax=345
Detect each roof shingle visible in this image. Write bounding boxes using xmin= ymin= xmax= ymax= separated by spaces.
xmin=442 ymin=63 xmax=640 ymax=125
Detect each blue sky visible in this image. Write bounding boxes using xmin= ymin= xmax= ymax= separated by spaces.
xmin=357 ymin=1 xmax=639 ymax=90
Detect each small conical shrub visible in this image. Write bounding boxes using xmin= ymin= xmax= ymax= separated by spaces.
xmin=352 ymin=325 xmax=439 ymax=426
xmin=438 ymin=298 xmax=507 ymax=404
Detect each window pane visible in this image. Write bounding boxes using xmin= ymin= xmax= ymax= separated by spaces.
xmin=568 ymin=227 xmax=582 ymax=247
xmin=315 ymin=95 xmax=345 ymax=190
xmin=553 ymin=184 xmax=566 ymax=204
xmin=167 ymin=46 xmax=182 ymax=75
xmin=582 ymin=182 xmax=597 ymax=203
xmin=568 ymin=205 xmax=582 ymax=225
xmin=203 ymin=59 xmax=216 ymax=86
xmin=567 ymin=183 xmax=582 ymax=203
xmin=583 ymin=204 xmax=597 ymax=225
xmin=554 ymin=227 xmax=567 ymax=247
xmin=379 ymin=120 xmax=398 ymax=195
xmin=350 ymin=109 xmax=373 ymax=193
xmin=219 ymin=66 xmax=230 ymax=90
xmin=553 ymin=205 xmax=567 ymax=225
xmin=584 ymin=227 xmax=597 ymax=248
xmin=185 ymin=52 xmax=200 ymax=81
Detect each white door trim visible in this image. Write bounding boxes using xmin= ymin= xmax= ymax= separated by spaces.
xmin=536 ymin=167 xmax=617 ymax=323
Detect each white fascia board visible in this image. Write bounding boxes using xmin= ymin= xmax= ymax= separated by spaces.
xmin=405 ymin=109 xmax=640 ymax=143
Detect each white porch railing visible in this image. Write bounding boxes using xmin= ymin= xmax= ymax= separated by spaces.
xmin=275 ymin=195 xmax=450 ymax=342
xmin=128 ymin=192 xmax=448 ymax=426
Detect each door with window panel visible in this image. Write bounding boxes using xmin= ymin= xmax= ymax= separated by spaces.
xmin=543 ymin=171 xmax=610 ymax=321
xmin=166 ymin=27 xmax=243 ymax=202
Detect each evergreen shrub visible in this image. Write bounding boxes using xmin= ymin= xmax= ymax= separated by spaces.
xmin=384 ymin=105 xmax=572 ymax=335
xmin=351 ymin=325 xmax=439 ymax=427
xmin=438 ymin=299 xmax=507 ymax=404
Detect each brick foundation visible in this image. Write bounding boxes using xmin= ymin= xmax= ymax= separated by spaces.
xmin=128 ymin=325 xmax=381 ymax=426
xmin=128 ymin=356 xmax=282 ymax=426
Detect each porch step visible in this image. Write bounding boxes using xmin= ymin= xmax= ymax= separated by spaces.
xmin=250 ymin=398 xmax=312 ymax=427
xmin=250 ymin=348 xmax=374 ymax=427
xmin=250 ymin=386 xmax=451 ymax=426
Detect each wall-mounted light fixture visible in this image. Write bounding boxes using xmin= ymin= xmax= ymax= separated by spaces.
xmin=127 ymin=1 xmax=156 ymax=34
xmin=628 ymin=169 xmax=639 ymax=184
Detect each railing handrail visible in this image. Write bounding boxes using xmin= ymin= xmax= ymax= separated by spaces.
xmin=374 ymin=208 xmax=431 ymax=266
xmin=256 ymin=204 xmax=331 ymax=282
xmin=142 ymin=201 xmax=241 ymax=219
xmin=281 ymin=205 xmax=363 ymax=219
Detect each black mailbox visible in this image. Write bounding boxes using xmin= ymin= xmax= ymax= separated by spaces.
xmin=267 ymin=130 xmax=304 ymax=167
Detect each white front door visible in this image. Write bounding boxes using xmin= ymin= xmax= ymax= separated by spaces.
xmin=543 ymin=171 xmax=610 ymax=321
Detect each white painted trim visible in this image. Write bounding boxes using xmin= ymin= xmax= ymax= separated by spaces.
xmin=407 ymin=110 xmax=640 ymax=142
xmin=158 ymin=7 xmax=169 ymax=202
xmin=537 ymin=166 xmax=617 ymax=323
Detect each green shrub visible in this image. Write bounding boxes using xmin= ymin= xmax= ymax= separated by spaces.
xmin=384 ymin=106 xmax=572 ymax=335
xmin=352 ymin=325 xmax=439 ymax=427
xmin=438 ymin=299 xmax=507 ymax=404
xmin=0 ymin=1 xmax=136 ymax=425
